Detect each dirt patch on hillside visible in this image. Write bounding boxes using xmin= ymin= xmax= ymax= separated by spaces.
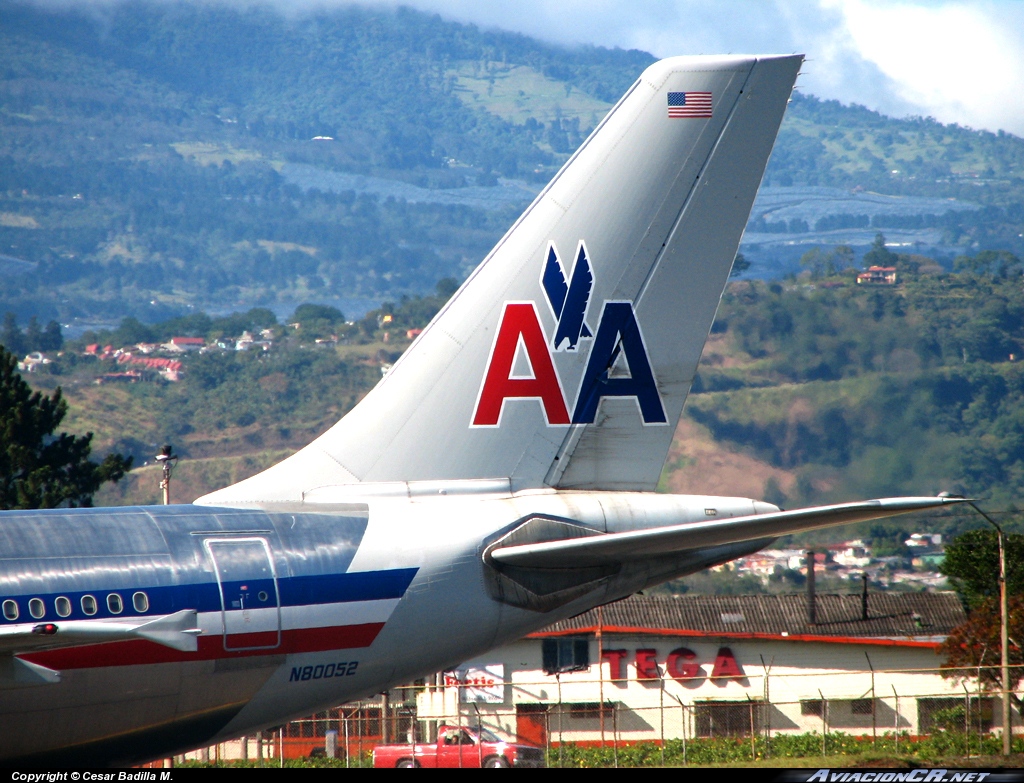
xmin=661 ymin=417 xmax=796 ymax=500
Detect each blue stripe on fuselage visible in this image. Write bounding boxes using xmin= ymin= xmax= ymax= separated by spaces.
xmin=0 ymin=568 xmax=418 ymax=623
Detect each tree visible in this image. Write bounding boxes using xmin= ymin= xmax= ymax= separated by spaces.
xmin=40 ymin=320 xmax=63 ymax=352
xmin=730 ymin=252 xmax=751 ymax=278
xmin=827 ymin=244 xmax=855 ymax=275
xmin=954 ymin=250 xmax=1023 ymax=278
xmin=0 ymin=344 xmax=132 ymax=509
xmin=939 ymin=594 xmax=1023 ymax=709
xmin=799 ymin=248 xmax=825 ymax=279
xmin=862 ymin=232 xmax=898 ymax=269
xmin=940 ymin=529 xmax=1024 ymax=607
xmin=436 ymin=277 xmax=459 ymax=298
xmin=938 ymin=529 xmax=1024 ymax=710
xmin=24 ymin=316 xmax=42 ymax=351
xmin=0 ymin=313 xmax=25 ymax=357
xmin=290 ymin=303 xmax=345 ymax=324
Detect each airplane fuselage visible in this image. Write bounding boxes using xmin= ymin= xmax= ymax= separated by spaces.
xmin=0 ymin=491 xmax=769 ymax=764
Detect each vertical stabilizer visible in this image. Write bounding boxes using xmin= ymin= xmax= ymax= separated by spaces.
xmin=198 ymin=54 xmax=803 ymax=505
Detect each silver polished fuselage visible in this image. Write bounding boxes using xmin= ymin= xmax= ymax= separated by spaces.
xmin=0 ymin=492 xmax=766 ymax=765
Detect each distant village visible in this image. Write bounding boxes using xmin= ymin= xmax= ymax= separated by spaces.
xmin=718 ymin=531 xmax=947 ymax=591
xmin=81 ymin=329 xmax=276 ymax=384
xmin=15 ymin=312 xmax=424 ymax=385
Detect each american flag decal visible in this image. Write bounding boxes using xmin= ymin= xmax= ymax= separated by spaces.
xmin=667 ymin=91 xmax=712 ymax=119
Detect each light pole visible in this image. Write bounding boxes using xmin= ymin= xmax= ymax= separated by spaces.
xmin=155 ymin=444 xmax=178 ymax=505
xmin=967 ymin=502 xmax=1011 ymax=756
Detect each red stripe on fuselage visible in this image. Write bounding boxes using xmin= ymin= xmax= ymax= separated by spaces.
xmin=21 ymin=622 xmax=385 ymax=670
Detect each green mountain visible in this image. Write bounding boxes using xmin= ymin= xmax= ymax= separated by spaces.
xmin=1 ymin=0 xmax=1023 ymax=327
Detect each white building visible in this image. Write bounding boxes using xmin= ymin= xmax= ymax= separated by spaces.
xmin=417 ymin=593 xmax=1017 ymax=745
xmin=832 ymin=540 xmax=873 ymax=568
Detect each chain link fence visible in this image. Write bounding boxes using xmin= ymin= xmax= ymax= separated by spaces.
xmin=169 ymin=663 xmax=1021 ymax=766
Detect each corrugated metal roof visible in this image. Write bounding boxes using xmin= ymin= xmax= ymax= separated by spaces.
xmin=537 ymin=593 xmax=965 ymax=640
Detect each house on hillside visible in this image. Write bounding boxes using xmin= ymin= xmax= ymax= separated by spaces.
xmin=905 ymin=533 xmax=942 ymax=548
xmin=832 ymin=540 xmax=872 ymax=568
xmin=17 ymin=352 xmax=50 ymax=372
xmin=164 ymin=336 xmax=205 ymax=353
xmin=856 ymin=266 xmax=897 ymax=285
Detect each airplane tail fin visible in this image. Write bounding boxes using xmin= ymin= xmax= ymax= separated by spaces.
xmin=198 ymin=54 xmax=803 ymax=505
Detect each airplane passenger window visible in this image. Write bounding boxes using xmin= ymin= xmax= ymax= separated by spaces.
xmin=107 ymin=593 xmax=123 ymax=614
xmin=29 ymin=598 xmax=45 ymax=619
xmin=81 ymin=595 xmax=97 ymax=615
xmin=133 ymin=592 xmax=149 ymax=613
xmin=2 ymin=600 xmax=17 ymax=621
xmin=55 ymin=596 xmax=72 ymax=617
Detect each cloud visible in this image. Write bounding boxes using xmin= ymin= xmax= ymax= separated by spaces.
xmin=31 ymin=0 xmax=1024 ymax=134
xmin=830 ymin=0 xmax=1024 ymax=133
xmin=352 ymin=0 xmax=1024 ymax=135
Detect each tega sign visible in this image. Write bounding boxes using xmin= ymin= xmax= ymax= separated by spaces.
xmin=472 ymin=241 xmax=667 ymax=428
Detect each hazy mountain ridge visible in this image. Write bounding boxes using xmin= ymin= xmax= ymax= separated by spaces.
xmin=1 ymin=0 xmax=1022 ymax=327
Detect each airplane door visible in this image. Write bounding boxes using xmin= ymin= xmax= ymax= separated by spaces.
xmin=206 ymin=538 xmax=282 ymax=651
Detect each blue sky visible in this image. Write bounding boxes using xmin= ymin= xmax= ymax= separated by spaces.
xmin=351 ymin=0 xmax=1024 ymax=137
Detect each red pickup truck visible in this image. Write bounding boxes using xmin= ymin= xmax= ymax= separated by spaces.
xmin=372 ymin=725 xmax=545 ymax=768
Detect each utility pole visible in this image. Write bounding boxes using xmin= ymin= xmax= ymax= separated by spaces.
xmin=968 ymin=502 xmax=1011 ymax=757
xmin=806 ymin=550 xmax=816 ymax=626
xmin=155 ymin=444 xmax=178 ymax=505
xmin=597 ymin=605 xmax=605 ymax=748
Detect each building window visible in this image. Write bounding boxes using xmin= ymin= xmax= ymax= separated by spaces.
xmin=801 ymin=699 xmax=825 ymax=717
xmin=566 ymin=702 xmax=614 ymax=720
xmin=851 ymin=699 xmax=874 ymax=715
xmin=695 ymin=701 xmax=762 ymax=738
xmin=542 ymin=638 xmax=590 ymax=674
xmin=918 ymin=697 xmax=994 ymax=734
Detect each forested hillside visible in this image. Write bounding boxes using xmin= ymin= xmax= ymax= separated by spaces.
xmin=660 ymin=252 xmax=1024 ymax=549
xmin=2 ymin=0 xmax=1024 ymax=328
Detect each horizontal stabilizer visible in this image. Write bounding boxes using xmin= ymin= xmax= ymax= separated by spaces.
xmin=0 ymin=609 xmax=200 ymax=655
xmin=489 ymin=497 xmax=965 ymax=568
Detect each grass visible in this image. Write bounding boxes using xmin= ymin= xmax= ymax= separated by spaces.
xmin=679 ymin=752 xmax=1024 ymax=768
xmin=94 ymin=449 xmax=295 ymax=506
xmin=0 ymin=212 xmax=39 ymax=228
xmin=447 ymin=61 xmax=610 ymax=127
xmin=171 ymin=141 xmax=280 ymax=169
xmin=54 ymin=379 xmax=164 ymax=453
xmin=549 ymin=735 xmax=1024 ymax=768
xmin=784 ymin=116 xmax=1005 ymax=179
xmin=685 ymin=374 xmax=884 ymax=428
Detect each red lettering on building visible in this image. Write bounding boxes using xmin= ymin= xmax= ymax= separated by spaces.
xmin=710 ymin=647 xmax=744 ymax=680
xmin=548 ymin=645 xmax=743 ymax=685
xmin=601 ymin=649 xmax=628 ymax=682
xmin=472 ymin=302 xmax=570 ymax=426
xmin=666 ymin=647 xmax=701 ymax=681
xmin=634 ymin=648 xmax=659 ymax=680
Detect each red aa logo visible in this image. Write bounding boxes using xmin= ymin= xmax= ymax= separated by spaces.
xmin=471 ymin=243 xmax=666 ymax=428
